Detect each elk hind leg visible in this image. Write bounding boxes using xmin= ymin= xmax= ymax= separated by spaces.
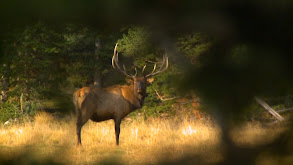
xmin=76 ymin=111 xmax=88 ymax=146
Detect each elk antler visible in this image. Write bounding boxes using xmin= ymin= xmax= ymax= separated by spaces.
xmin=144 ymin=53 xmax=169 ymax=78
xmin=112 ymin=43 xmax=137 ymax=78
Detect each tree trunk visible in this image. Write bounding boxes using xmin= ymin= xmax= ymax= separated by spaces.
xmin=93 ymin=39 xmax=102 ymax=88
xmin=1 ymin=64 xmax=9 ymax=102
xmin=93 ymin=71 xmax=102 ymax=88
xmin=20 ymin=93 xmax=24 ymax=114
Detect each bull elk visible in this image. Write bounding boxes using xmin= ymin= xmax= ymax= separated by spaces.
xmin=73 ymin=43 xmax=168 ymax=145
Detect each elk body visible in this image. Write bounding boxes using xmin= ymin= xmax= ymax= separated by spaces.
xmin=73 ymin=43 xmax=168 ymax=145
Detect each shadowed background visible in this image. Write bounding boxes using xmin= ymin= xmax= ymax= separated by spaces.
xmin=1 ymin=0 xmax=293 ymax=164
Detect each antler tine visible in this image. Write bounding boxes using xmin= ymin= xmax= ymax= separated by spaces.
xmin=112 ymin=43 xmax=118 ymax=69
xmin=112 ymin=43 xmax=133 ymax=78
xmin=134 ymin=67 xmax=138 ymax=77
xmin=142 ymin=65 xmax=147 ymax=75
xmin=151 ymin=63 xmax=157 ymax=74
xmin=145 ymin=53 xmax=169 ymax=78
xmin=160 ymin=55 xmax=168 ymax=72
xmin=114 ymin=52 xmax=123 ymax=71
xmin=123 ymin=64 xmax=127 ymax=72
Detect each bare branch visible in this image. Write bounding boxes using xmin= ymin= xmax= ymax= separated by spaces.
xmin=155 ymin=89 xmax=177 ymax=101
xmin=145 ymin=60 xmax=162 ymax=64
xmin=276 ymin=107 xmax=293 ymax=113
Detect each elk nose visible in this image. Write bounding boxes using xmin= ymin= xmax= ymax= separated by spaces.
xmin=137 ymin=88 xmax=142 ymax=93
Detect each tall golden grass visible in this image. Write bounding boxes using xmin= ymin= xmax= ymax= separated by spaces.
xmin=0 ymin=112 xmax=287 ymax=164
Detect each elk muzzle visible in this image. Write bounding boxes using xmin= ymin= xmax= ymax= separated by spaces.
xmin=137 ymin=88 xmax=143 ymax=93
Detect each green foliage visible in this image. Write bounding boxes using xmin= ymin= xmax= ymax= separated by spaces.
xmin=141 ymin=70 xmax=181 ymax=118
xmin=177 ymin=32 xmax=211 ymax=65
xmin=8 ymin=22 xmax=65 ymax=100
xmin=0 ymin=96 xmax=41 ymax=122
xmin=118 ymin=27 xmax=152 ymax=57
xmin=0 ymin=23 xmax=211 ymax=120
xmin=63 ymin=24 xmax=98 ymax=87
xmin=118 ymin=27 xmax=157 ymax=68
xmin=0 ymin=21 xmax=287 ymax=122
xmin=0 ymin=102 xmax=19 ymax=122
xmin=63 ymin=24 xmax=121 ymax=88
xmin=0 ymin=23 xmax=66 ymax=121
xmin=0 ymin=22 xmax=124 ymax=120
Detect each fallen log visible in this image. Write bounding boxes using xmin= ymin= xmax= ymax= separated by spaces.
xmin=255 ymin=97 xmax=285 ymax=121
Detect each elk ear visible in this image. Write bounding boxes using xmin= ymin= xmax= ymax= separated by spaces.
xmin=125 ymin=78 xmax=133 ymax=84
xmin=146 ymin=77 xmax=154 ymax=85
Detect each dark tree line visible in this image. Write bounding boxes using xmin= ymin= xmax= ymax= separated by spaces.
xmin=0 ymin=23 xmax=207 ymax=121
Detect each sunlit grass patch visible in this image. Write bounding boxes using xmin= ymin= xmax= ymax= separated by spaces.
xmin=0 ymin=112 xmax=287 ymax=165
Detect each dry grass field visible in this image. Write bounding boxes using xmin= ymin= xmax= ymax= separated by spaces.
xmin=0 ymin=112 xmax=288 ymax=165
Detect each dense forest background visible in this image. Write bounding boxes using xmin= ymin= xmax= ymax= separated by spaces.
xmin=0 ymin=23 xmax=211 ymax=121
xmin=1 ymin=1 xmax=293 ymax=122
xmin=1 ymin=1 xmax=293 ymax=164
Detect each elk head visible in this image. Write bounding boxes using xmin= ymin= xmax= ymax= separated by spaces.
xmin=112 ymin=43 xmax=168 ymax=102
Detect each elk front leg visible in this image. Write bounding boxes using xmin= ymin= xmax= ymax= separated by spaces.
xmin=114 ymin=119 xmax=122 ymax=146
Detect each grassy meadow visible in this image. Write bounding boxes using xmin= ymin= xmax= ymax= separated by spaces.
xmin=0 ymin=112 xmax=288 ymax=165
